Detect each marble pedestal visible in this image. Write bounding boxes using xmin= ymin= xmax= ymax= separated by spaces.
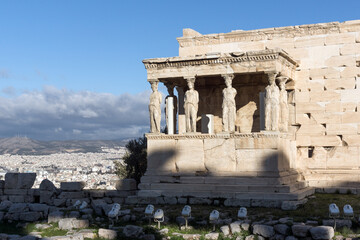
xmin=138 ymin=133 xmax=314 ymax=205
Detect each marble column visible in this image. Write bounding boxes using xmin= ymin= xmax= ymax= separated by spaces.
xmin=165 ymin=83 xmax=177 ymax=135
xmin=201 ymin=114 xmax=214 ymax=134
xmin=166 ymin=97 xmax=174 ymax=134
xmin=176 ymin=86 xmax=186 ymax=134
xmin=259 ymin=92 xmax=265 ymax=131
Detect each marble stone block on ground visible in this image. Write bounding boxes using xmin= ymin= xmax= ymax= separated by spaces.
xmin=39 ymin=179 xmax=56 ymax=192
xmin=122 ymin=225 xmax=143 ymax=238
xmin=115 ymin=179 xmax=137 ymax=191
xmin=19 ymin=212 xmax=41 ymax=222
xmin=98 ymin=229 xmax=117 ymax=240
xmin=60 ymin=182 xmax=85 ymax=191
xmin=310 ymin=226 xmax=334 ymax=240
xmin=5 ymin=173 xmax=36 ymax=189
xmin=58 ymin=218 xmax=89 ymax=230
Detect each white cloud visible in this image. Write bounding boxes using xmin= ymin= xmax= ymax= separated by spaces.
xmin=72 ymin=129 xmax=82 ymax=134
xmin=54 ymin=127 xmax=63 ymax=133
xmin=0 ymin=86 xmax=152 ymax=140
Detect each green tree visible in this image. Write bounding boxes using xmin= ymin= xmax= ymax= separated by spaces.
xmin=115 ymin=135 xmax=147 ymax=186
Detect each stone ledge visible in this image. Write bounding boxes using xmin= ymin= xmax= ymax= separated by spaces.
xmin=146 ymin=132 xmax=291 ymax=140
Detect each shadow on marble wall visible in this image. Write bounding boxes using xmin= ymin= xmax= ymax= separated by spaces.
xmin=145 ymin=143 xmax=295 ymax=178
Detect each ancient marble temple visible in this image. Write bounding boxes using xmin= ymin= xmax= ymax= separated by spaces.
xmin=139 ymin=20 xmax=360 ymax=206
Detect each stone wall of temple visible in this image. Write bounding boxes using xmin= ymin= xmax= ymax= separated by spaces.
xmin=177 ymin=20 xmax=360 ymax=191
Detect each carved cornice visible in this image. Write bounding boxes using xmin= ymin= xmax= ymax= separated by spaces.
xmin=145 ymin=132 xmax=291 ymax=140
xmin=143 ymin=49 xmax=298 ymax=70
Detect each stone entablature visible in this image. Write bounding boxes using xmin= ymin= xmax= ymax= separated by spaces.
xmin=143 ymin=49 xmax=297 ymax=80
xmin=143 ymin=49 xmax=298 ymax=70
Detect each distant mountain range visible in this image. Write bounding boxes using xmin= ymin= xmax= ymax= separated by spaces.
xmin=0 ymin=137 xmax=129 ymax=155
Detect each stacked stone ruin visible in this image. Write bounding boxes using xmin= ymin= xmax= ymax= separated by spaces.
xmin=0 ymin=173 xmax=136 ymax=222
xmin=0 ymin=173 xmax=355 ymax=239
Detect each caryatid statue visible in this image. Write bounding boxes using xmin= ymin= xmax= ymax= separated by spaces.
xmin=149 ymin=80 xmax=162 ymax=133
xmin=184 ymin=77 xmax=199 ymax=133
xmin=165 ymin=83 xmax=177 ymax=134
xmin=277 ymin=76 xmax=289 ymax=132
xmin=265 ymin=72 xmax=280 ymax=131
xmin=222 ymin=74 xmax=237 ymax=132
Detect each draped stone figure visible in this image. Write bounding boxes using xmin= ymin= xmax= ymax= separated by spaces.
xmin=149 ymin=80 xmax=162 ymax=133
xmin=265 ymin=73 xmax=280 ymax=131
xmin=184 ymin=77 xmax=199 ymax=133
xmin=278 ymin=77 xmax=289 ymax=132
xmin=165 ymin=83 xmax=177 ymax=134
xmin=222 ymin=74 xmax=237 ymax=132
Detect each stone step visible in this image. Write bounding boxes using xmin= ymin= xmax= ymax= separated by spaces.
xmin=137 ymin=187 xmax=315 ymax=201
xmin=141 ymin=172 xmax=302 ymax=186
xmin=139 ymin=181 xmax=308 ymax=193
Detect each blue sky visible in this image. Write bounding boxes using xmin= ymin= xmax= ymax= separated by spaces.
xmin=0 ymin=0 xmax=359 ymax=140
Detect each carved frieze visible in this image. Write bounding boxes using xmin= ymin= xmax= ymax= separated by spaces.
xmin=145 ymin=132 xmax=291 ymax=140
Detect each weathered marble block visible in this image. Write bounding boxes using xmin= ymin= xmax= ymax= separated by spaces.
xmin=4 ymin=173 xmax=36 ymax=189
xmin=60 ymin=182 xmax=85 ymax=191
xmin=176 ymin=138 xmax=206 ymax=173
xmin=145 ymin=133 xmax=294 ymax=176
xmin=204 ymin=138 xmax=236 ymax=172
xmin=115 ymin=179 xmax=137 ymax=191
xmin=147 ymin=138 xmax=177 ymax=174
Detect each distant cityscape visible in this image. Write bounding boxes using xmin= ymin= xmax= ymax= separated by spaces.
xmin=0 ymin=137 xmax=128 ymax=189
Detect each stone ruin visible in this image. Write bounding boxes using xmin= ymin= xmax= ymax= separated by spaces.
xmin=0 ymin=173 xmax=348 ymax=240
xmin=0 ymin=173 xmax=136 ymax=222
xmin=138 ymin=19 xmax=360 ymax=207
